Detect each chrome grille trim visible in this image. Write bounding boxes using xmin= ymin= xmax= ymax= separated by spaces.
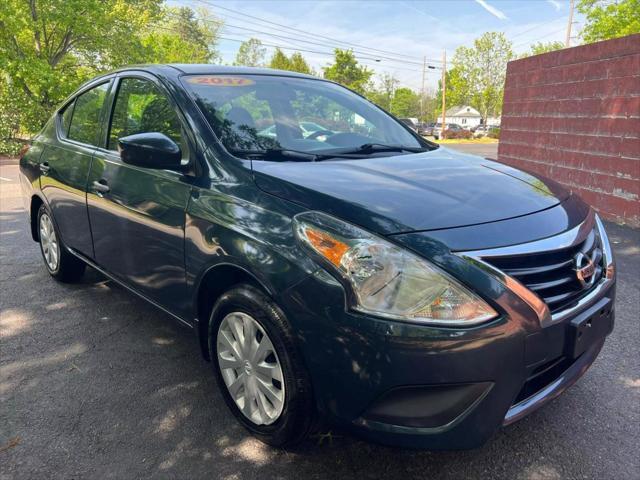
xmin=458 ymin=211 xmax=615 ymax=326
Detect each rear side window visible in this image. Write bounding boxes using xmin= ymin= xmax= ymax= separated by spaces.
xmin=68 ymin=83 xmax=109 ymax=146
xmin=108 ymin=78 xmax=182 ymax=151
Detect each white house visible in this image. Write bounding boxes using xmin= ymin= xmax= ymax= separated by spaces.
xmin=444 ymin=105 xmax=482 ymax=129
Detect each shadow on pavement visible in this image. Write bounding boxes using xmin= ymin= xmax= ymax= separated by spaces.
xmin=1 ymin=195 xmax=638 ymax=479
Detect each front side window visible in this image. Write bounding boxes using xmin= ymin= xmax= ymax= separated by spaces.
xmin=67 ymin=83 xmax=109 ymax=146
xmin=108 ymin=78 xmax=182 ymax=151
xmin=183 ymin=75 xmax=431 ymax=160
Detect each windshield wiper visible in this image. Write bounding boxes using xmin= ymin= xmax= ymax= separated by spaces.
xmin=230 ymin=148 xmax=321 ymax=162
xmin=230 ymin=143 xmax=429 ymax=162
xmin=230 ymin=147 xmax=361 ymax=162
xmin=341 ymin=143 xmax=429 ymax=155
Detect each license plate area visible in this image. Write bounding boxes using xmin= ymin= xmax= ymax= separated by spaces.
xmin=567 ymin=297 xmax=613 ymax=359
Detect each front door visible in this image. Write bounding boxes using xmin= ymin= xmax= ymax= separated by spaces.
xmin=87 ymin=74 xmax=192 ymax=314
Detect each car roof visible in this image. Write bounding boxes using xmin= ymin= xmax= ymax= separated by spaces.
xmin=113 ymin=64 xmax=318 ymax=80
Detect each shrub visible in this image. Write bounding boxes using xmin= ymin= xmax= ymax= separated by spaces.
xmin=0 ymin=139 xmax=25 ymax=157
xmin=488 ymin=127 xmax=500 ymax=139
xmin=443 ymin=129 xmax=472 ymax=139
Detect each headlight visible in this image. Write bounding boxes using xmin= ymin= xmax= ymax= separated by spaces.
xmin=293 ymin=212 xmax=497 ymax=326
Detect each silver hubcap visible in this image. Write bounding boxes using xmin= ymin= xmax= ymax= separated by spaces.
xmin=216 ymin=312 xmax=285 ymax=425
xmin=39 ymin=213 xmax=59 ymax=271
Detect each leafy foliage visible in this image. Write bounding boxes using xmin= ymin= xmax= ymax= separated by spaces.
xmin=0 ymin=0 xmax=221 ymax=153
xmin=528 ymin=41 xmax=565 ymax=56
xmin=434 ymin=66 xmax=473 ymax=119
xmin=578 ymin=0 xmax=640 ymax=43
xmin=389 ymin=88 xmax=421 ymax=118
xmin=323 ymin=49 xmax=373 ymax=95
xmin=444 ymin=129 xmax=472 ymax=139
xmin=366 ymin=73 xmax=399 ymax=111
xmin=268 ymin=48 xmax=313 ymax=74
xmin=234 ymin=38 xmax=266 ymax=67
xmin=451 ymin=32 xmax=513 ymax=124
xmin=140 ymin=6 xmax=221 ymax=64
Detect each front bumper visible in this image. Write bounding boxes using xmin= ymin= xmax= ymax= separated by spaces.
xmin=277 ymin=216 xmax=616 ymax=450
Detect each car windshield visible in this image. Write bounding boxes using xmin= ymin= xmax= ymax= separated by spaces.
xmin=183 ymin=74 xmax=432 ymax=160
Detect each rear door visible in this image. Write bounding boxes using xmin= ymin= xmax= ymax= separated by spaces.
xmin=40 ymin=80 xmax=111 ymax=257
xmin=86 ymin=73 xmax=192 ymax=314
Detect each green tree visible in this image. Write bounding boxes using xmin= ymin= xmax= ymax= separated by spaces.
xmin=578 ymin=0 xmax=640 ymax=43
xmin=234 ymin=38 xmax=266 ymax=67
xmin=434 ymin=66 xmax=472 ymax=119
xmin=389 ymin=87 xmax=420 ymax=118
xmin=528 ymin=41 xmax=565 ymax=55
xmin=289 ymin=52 xmax=313 ymax=74
xmin=366 ymin=73 xmax=399 ymax=111
xmin=0 ymin=1 xmax=221 ymax=149
xmin=451 ymin=32 xmax=514 ymax=124
xmin=323 ymin=49 xmax=373 ymax=95
xmin=141 ymin=6 xmax=221 ymax=64
xmin=0 ymin=0 xmax=162 ymax=134
xmin=268 ymin=48 xmax=313 ymax=74
xmin=268 ymin=48 xmax=291 ymax=70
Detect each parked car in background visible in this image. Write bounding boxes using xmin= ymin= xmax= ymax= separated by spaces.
xmin=20 ymin=65 xmax=615 ymax=450
xmin=472 ymin=125 xmax=491 ymax=137
xmin=432 ymin=122 xmax=463 ymax=139
xmin=417 ymin=122 xmax=435 ymax=136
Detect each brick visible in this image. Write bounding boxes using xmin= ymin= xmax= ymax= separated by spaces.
xmin=582 ymin=60 xmax=610 ymax=81
xmin=501 ymin=35 xmax=640 ymax=225
xmin=606 ymin=54 xmax=640 ymax=79
xmin=615 ymin=75 xmax=640 ymax=96
xmin=621 ymin=137 xmax=640 ymax=159
xmin=625 ymin=97 xmax=640 ymax=117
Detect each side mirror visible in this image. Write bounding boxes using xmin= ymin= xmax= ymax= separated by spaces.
xmin=118 ymin=132 xmax=183 ymax=170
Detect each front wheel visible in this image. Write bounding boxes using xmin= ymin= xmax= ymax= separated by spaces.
xmin=208 ymin=284 xmax=314 ymax=447
xmin=37 ymin=204 xmax=85 ymax=282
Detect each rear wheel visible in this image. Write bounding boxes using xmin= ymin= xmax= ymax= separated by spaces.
xmin=208 ymin=284 xmax=314 ymax=447
xmin=37 ymin=204 xmax=85 ymax=282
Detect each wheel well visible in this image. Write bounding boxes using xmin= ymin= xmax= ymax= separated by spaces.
xmin=196 ymin=264 xmax=265 ymax=361
xmin=30 ymin=195 xmax=44 ymax=241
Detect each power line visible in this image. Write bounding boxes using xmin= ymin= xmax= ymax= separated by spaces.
xmin=187 ymin=0 xmax=443 ymax=64
xmin=149 ymin=22 xmax=425 ymax=83
xmin=217 ymin=35 xmax=423 ymax=73
xmin=513 ymin=27 xmax=566 ymax=49
xmin=163 ymin=10 xmax=437 ymax=70
xmin=165 ymin=9 xmax=440 ymax=68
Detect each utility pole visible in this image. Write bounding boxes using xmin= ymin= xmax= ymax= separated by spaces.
xmin=565 ymin=0 xmax=575 ymax=48
xmin=441 ymin=50 xmax=446 ymax=140
xmin=420 ymin=56 xmax=426 ymax=121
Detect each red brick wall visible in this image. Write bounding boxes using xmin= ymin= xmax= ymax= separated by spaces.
xmin=498 ymin=34 xmax=640 ymax=227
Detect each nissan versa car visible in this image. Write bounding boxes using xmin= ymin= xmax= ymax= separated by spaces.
xmin=19 ymin=65 xmax=616 ymax=449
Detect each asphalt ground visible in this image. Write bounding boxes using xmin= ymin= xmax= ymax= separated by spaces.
xmin=1 ymin=159 xmax=639 ymax=479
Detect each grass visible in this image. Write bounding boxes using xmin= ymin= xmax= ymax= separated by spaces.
xmin=430 ymin=137 xmax=499 ymax=144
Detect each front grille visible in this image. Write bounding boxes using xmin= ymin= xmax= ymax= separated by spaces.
xmin=483 ymin=228 xmax=604 ymax=313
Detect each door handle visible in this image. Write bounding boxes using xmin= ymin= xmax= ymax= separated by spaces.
xmin=39 ymin=162 xmax=50 ymax=175
xmin=92 ymin=179 xmax=110 ymax=195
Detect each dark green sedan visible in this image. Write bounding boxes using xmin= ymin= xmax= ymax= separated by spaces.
xmin=19 ymin=65 xmax=616 ymax=449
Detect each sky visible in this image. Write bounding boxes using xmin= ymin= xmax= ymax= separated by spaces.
xmin=171 ymin=0 xmax=582 ymax=92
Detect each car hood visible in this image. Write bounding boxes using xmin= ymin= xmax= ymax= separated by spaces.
xmin=252 ymin=147 xmax=570 ymax=235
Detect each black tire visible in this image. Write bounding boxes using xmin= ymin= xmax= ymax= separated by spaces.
xmin=37 ymin=204 xmax=86 ymax=283
xmin=208 ymin=283 xmax=314 ymax=447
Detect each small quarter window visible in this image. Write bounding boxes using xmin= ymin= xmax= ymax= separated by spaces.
xmin=60 ymin=101 xmax=74 ymax=137
xmin=68 ymin=83 xmax=109 ymax=146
